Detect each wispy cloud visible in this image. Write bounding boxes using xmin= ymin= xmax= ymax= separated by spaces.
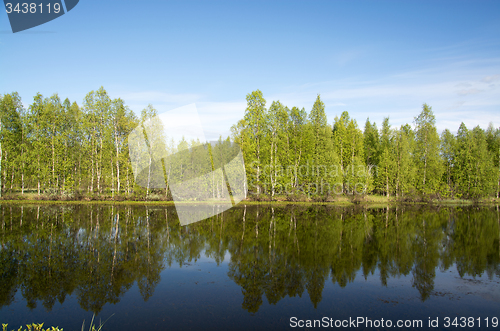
xmin=457 ymin=88 xmax=482 ymax=96
xmin=115 ymin=56 xmax=500 ymax=137
xmin=124 ymin=91 xmax=202 ymax=110
xmin=481 ymin=74 xmax=500 ymax=83
xmin=263 ymin=60 xmax=500 ymax=131
xmin=445 ymin=101 xmax=466 ymax=110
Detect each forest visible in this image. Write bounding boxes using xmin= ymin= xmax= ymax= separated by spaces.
xmin=0 ymin=87 xmax=499 ymax=201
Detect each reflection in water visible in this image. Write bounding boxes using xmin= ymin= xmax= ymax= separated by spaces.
xmin=0 ymin=204 xmax=499 ymax=315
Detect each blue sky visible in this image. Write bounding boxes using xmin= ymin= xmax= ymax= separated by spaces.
xmin=1 ymin=0 xmax=499 ymax=139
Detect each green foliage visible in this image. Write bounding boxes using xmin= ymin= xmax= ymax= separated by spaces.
xmin=81 ymin=313 xmax=114 ymax=331
xmin=243 ymin=90 xmax=267 ymax=194
xmin=393 ymin=125 xmax=415 ymax=197
xmin=363 ymin=118 xmax=380 ymax=168
xmin=454 ymin=124 xmax=496 ymax=199
xmin=413 ymin=104 xmax=444 ymax=195
xmin=486 ymin=123 xmax=500 ymax=198
xmin=375 ymin=117 xmax=396 ymax=197
xmin=440 ymin=128 xmax=456 ymax=197
xmin=0 ymin=89 xmax=498 ymax=200
xmin=309 ymin=95 xmax=340 ymax=193
xmin=1 ymin=323 xmax=62 ymax=331
xmin=363 ymin=118 xmax=380 ymax=192
xmin=1 ymin=88 xmax=138 ymax=198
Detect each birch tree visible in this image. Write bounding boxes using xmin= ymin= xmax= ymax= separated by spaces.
xmin=413 ymin=104 xmax=444 ymax=195
xmin=244 ymin=90 xmax=267 ymax=195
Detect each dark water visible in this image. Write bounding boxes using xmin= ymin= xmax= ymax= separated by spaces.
xmin=0 ymin=204 xmax=499 ymax=330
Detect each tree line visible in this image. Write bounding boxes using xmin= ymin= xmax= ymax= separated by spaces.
xmin=0 ymin=87 xmax=499 ymax=200
xmin=233 ymin=90 xmax=500 ymax=199
xmin=0 ymin=87 xmax=139 ymax=197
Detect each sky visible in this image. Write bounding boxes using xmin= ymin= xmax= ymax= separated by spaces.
xmin=1 ymin=0 xmax=499 ymax=140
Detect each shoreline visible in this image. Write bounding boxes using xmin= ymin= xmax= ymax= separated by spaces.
xmin=0 ymin=196 xmax=498 ymax=206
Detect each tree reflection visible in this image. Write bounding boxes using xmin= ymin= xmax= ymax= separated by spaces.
xmin=0 ymin=204 xmax=499 ymax=314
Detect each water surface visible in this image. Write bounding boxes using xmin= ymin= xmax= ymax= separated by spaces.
xmin=0 ymin=204 xmax=499 ymax=330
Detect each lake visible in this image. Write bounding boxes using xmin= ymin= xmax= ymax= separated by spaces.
xmin=0 ymin=204 xmax=499 ymax=330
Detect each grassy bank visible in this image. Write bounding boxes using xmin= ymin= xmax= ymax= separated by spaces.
xmin=0 ymin=193 xmax=498 ymax=206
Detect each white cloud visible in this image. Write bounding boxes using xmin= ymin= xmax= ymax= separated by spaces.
xmin=125 ymin=91 xmax=202 ymax=104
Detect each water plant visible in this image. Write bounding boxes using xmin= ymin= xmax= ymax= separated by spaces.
xmin=81 ymin=314 xmax=114 ymax=331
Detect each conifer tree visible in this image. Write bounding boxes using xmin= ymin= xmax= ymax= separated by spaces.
xmin=332 ymin=112 xmax=350 ymax=193
xmin=486 ymin=124 xmax=500 ymax=198
xmin=309 ymin=95 xmax=339 ymax=196
xmin=455 ymin=124 xmax=496 ymax=198
xmin=377 ymin=117 xmax=395 ymax=197
xmin=363 ymin=118 xmax=380 ymax=187
xmin=440 ymin=129 xmax=456 ymax=197
xmin=288 ymin=107 xmax=308 ymax=190
xmin=344 ymin=117 xmax=368 ymax=194
xmin=393 ymin=125 xmax=415 ymax=197
xmin=267 ymin=101 xmax=290 ymax=196
xmin=455 ymin=123 xmax=473 ymax=197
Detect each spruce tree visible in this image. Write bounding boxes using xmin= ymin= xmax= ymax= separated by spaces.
xmin=309 ymin=95 xmax=339 ymax=197
xmin=440 ymin=129 xmax=456 ymax=197
xmin=377 ymin=118 xmax=395 ymax=197
xmin=486 ymin=124 xmax=500 ymax=198
xmin=393 ymin=125 xmax=415 ymax=197
xmin=363 ymin=118 xmax=380 ymax=190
